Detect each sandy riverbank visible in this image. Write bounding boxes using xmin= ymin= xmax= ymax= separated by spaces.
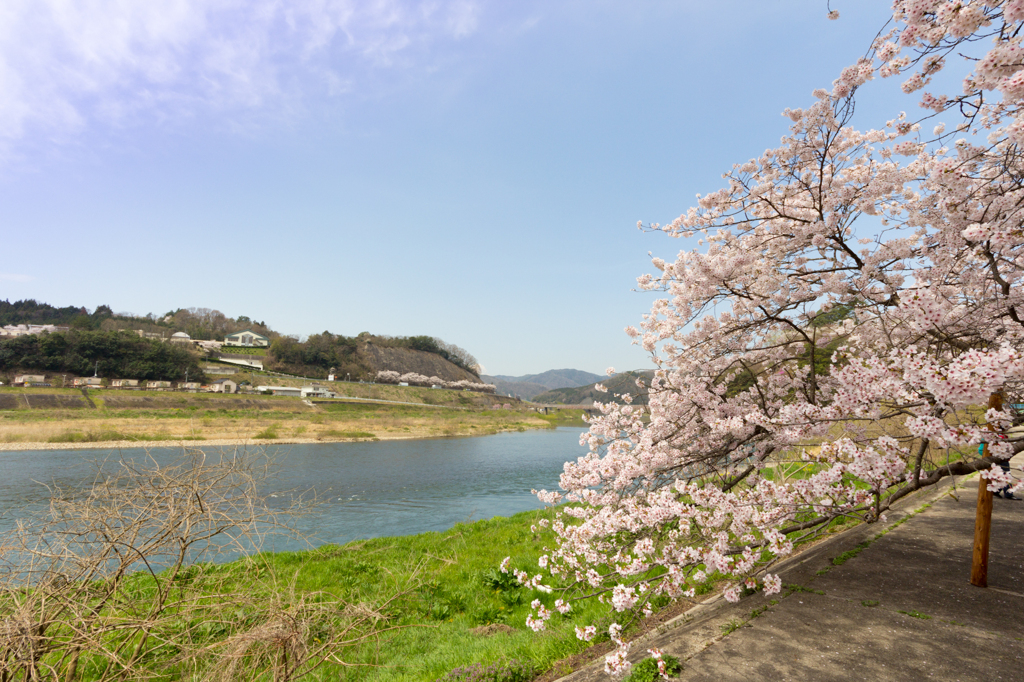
xmin=0 ymin=424 xmax=567 ymax=452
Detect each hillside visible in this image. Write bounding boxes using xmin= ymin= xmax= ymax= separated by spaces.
xmin=0 ymin=330 xmax=206 ymax=383
xmin=531 ymin=370 xmax=655 ymax=405
xmin=483 ymin=368 xmax=603 ymax=399
xmin=1 ymin=299 xmax=482 ymax=385
xmin=359 ymin=344 xmax=479 ymax=383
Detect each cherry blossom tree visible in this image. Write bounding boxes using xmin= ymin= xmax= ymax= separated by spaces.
xmin=517 ymin=2 xmax=1024 ymax=675
xmin=373 ymin=370 xmax=496 ymax=393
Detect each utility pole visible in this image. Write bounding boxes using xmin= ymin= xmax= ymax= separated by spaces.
xmin=93 ymin=360 xmax=99 ymax=378
xmin=970 ymin=391 xmax=1003 ymax=587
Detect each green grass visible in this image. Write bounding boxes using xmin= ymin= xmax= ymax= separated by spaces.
xmin=47 ymin=430 xmax=202 ymax=443
xmin=15 ymin=509 xmax=621 ymax=681
xmin=832 ymin=541 xmax=872 ymax=566
xmin=720 ymin=618 xmax=745 ymax=635
xmin=783 ymin=584 xmax=824 ymax=596
xmin=534 ymin=410 xmax=588 ymax=427
xmin=321 ymin=429 xmax=378 ymax=440
xmin=623 ymin=655 xmax=682 ymax=681
xmin=216 ymin=347 xmax=268 ymax=356
xmin=253 ymin=424 xmax=279 ymax=439
xmin=202 ymin=509 xmax=610 ymax=681
xmin=897 ymin=609 xmax=931 ymax=620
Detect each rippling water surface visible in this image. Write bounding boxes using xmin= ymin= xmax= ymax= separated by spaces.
xmin=0 ymin=427 xmax=588 ymax=551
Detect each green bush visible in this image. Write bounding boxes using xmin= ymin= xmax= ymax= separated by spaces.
xmin=480 ymin=568 xmax=520 ymax=592
xmin=253 ymin=425 xmax=278 ymax=439
xmin=624 ymin=655 xmax=682 ymax=682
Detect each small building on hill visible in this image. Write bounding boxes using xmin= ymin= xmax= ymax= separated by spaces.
xmin=301 ymin=385 xmax=335 ymax=398
xmin=224 ymin=330 xmax=269 ymax=348
xmin=209 ymin=379 xmax=237 ymax=394
xmin=179 ymin=381 xmax=201 ymax=391
xmin=72 ymin=377 xmax=103 ymax=387
xmin=170 ymin=332 xmax=192 ymax=344
xmin=255 ymin=385 xmax=300 ymax=397
xmin=147 ymin=381 xmax=171 ymax=390
xmin=110 ymin=379 xmax=139 ymax=388
xmin=14 ymin=374 xmax=46 ymax=386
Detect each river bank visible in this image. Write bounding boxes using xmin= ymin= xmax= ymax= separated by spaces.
xmin=0 ymin=426 xmax=554 ymax=451
xmin=0 ymin=386 xmax=587 ymax=450
xmin=0 ymin=429 xmax=610 ymax=680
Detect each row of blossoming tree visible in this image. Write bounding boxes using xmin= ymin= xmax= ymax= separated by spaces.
xmin=374 ymin=370 xmax=497 ymax=393
xmin=511 ymin=1 xmax=1024 ymax=676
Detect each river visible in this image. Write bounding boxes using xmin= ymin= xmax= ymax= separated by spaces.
xmin=0 ymin=427 xmax=588 ymax=553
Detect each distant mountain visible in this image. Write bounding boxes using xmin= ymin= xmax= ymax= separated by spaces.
xmin=482 ymin=368 xmax=604 ymax=399
xmin=531 ymin=370 xmax=655 ymax=405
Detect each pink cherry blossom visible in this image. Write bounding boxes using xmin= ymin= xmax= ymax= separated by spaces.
xmin=510 ymin=4 xmax=1024 ymax=671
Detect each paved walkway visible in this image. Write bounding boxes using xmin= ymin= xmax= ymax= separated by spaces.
xmin=561 ymin=454 xmax=1024 ymax=682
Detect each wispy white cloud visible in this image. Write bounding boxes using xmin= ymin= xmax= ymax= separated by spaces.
xmin=0 ymin=0 xmax=485 ymax=145
xmin=0 ymin=273 xmax=33 ymax=282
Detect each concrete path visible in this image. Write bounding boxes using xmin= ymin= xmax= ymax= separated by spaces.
xmin=560 ymin=455 xmax=1024 ymax=682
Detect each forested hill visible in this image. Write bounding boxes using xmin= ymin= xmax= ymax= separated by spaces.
xmin=0 ymin=300 xmax=101 ymax=327
xmin=0 ymin=331 xmax=205 ymax=382
xmin=265 ymin=336 xmax=480 ymax=383
xmin=0 ymin=299 xmax=482 ymax=383
xmin=531 ymin=370 xmax=655 ymax=405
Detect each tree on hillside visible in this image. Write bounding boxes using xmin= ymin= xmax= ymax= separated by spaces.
xmin=518 ymin=3 xmax=1024 ymax=675
xmin=0 ymin=330 xmax=205 ymax=381
xmin=0 ymin=299 xmax=88 ymax=327
xmin=266 ymin=332 xmax=367 ymax=379
xmin=434 ymin=338 xmax=480 ymax=374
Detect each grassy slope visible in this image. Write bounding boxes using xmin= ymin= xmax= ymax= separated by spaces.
xmin=238 ymin=508 xmax=612 ymax=681
xmin=53 ymin=510 xmax=618 ymax=682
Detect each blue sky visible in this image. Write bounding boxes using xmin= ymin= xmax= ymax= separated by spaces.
xmin=0 ymin=1 xmax=898 ymax=376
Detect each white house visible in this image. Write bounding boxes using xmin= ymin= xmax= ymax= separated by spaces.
xmin=209 ymin=379 xmax=237 ymax=394
xmin=203 ymin=364 xmax=238 ymax=375
xmin=255 ymin=385 xmax=301 ymax=397
xmin=110 ymin=379 xmax=139 ymax=388
xmin=224 ymin=330 xmax=270 ymax=348
xmin=72 ymin=377 xmax=103 ymax=387
xmin=14 ymin=374 xmax=46 ymax=385
xmin=147 ymin=381 xmax=171 ymax=389
xmin=301 ymin=386 xmax=335 ymax=399
xmin=170 ymin=332 xmax=192 ymax=344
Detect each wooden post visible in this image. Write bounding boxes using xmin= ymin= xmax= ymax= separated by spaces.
xmin=970 ymin=392 xmax=1003 ymax=587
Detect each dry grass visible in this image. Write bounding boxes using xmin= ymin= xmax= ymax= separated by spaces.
xmin=0 ymin=404 xmax=551 ymax=448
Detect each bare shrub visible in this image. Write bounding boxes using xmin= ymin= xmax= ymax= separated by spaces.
xmin=0 ymin=448 xmax=407 ymax=681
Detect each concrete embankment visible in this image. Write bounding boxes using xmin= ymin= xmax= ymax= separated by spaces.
xmin=559 ymin=453 xmax=1024 ymax=682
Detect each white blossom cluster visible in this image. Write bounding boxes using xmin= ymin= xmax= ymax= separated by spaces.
xmin=374 ymin=370 xmax=496 ymax=393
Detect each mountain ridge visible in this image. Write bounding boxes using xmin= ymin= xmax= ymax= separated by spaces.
xmin=482 ymin=368 xmax=603 ymax=399
xmin=530 ymin=370 xmax=655 ymax=405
